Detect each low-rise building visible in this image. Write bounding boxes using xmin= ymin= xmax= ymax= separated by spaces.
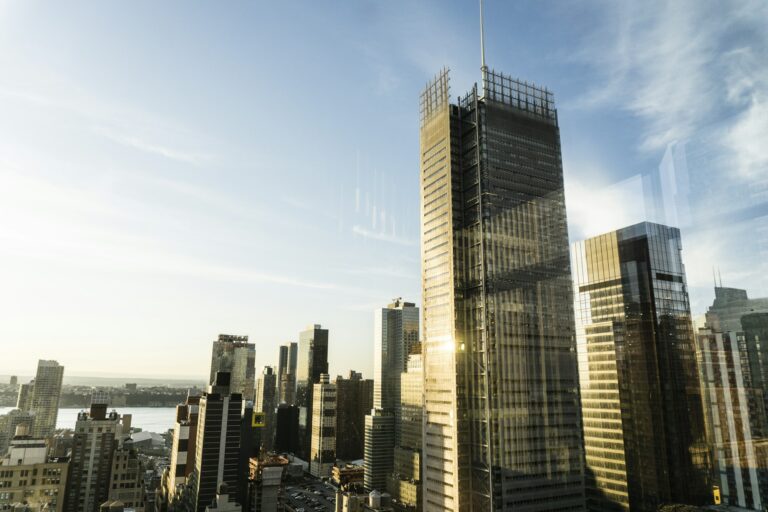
xmin=332 ymin=464 xmax=364 ymax=489
xmin=0 ymin=425 xmax=69 ymax=512
xmin=108 ymin=438 xmax=145 ymax=511
xmin=248 ymin=455 xmax=287 ymax=512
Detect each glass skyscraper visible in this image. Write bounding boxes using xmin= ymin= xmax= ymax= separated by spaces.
xmin=419 ymin=69 xmax=583 ymax=511
xmin=571 ymin=222 xmax=710 ymax=511
xmin=373 ymin=299 xmax=420 ymax=416
xmin=296 ymin=324 xmax=329 ymax=459
xmin=209 ymin=334 xmax=256 ymax=402
xmin=277 ymin=342 xmax=298 ymax=405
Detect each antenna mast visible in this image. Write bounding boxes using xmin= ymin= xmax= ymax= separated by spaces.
xmin=480 ymin=0 xmax=488 ymax=96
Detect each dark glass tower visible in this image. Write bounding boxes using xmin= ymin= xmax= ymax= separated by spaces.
xmin=296 ymin=324 xmax=329 ymax=459
xmin=336 ymin=371 xmax=373 ymax=461
xmin=572 ymin=222 xmax=711 ymax=511
xmin=419 ymin=69 xmax=584 ymax=511
xmin=193 ymin=372 xmax=243 ymax=512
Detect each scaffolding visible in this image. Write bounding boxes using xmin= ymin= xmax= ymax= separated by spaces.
xmin=483 ymin=68 xmax=557 ymax=122
xmin=420 ymin=67 xmax=450 ymax=127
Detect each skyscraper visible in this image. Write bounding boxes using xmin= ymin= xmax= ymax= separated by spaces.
xmin=16 ymin=381 xmax=33 ymax=411
xmin=705 ymin=287 xmax=768 ymax=332
xmin=742 ymin=313 xmax=768 ymax=422
xmin=572 ymin=222 xmax=710 ymax=511
xmin=193 ymin=372 xmax=243 ymax=512
xmin=704 ymin=287 xmax=768 ymax=421
xmin=163 ymin=393 xmax=201 ymax=509
xmin=296 ymin=324 xmax=329 ymax=459
xmin=309 ymin=374 xmax=336 ymax=478
xmin=388 ymin=352 xmax=424 ymax=510
xmin=419 ymin=67 xmax=583 ymax=510
xmin=277 ymin=343 xmax=298 ymax=405
xmin=274 ymin=404 xmax=300 ymax=455
xmin=28 ymin=360 xmax=64 ymax=438
xmin=277 ymin=345 xmax=288 ymax=405
xmin=64 ymin=394 xmax=129 ymax=512
xmin=336 ymin=371 xmax=373 ymax=461
xmin=364 ymin=409 xmax=394 ymax=493
xmin=255 ymin=366 xmax=277 ymax=452
xmin=373 ymin=299 xmax=419 ymax=439
xmin=209 ymin=334 xmax=256 ymax=402
xmin=697 ymin=328 xmax=766 ymax=510
xmin=366 ymin=299 xmax=418 ymax=497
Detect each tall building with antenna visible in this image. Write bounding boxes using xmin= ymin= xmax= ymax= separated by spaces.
xmin=418 ymin=3 xmax=584 ymax=509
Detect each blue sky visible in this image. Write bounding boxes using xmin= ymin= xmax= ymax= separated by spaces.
xmin=1 ymin=0 xmax=766 ymax=379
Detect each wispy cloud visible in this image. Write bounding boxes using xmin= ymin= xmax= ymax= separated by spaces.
xmin=572 ymin=0 xmax=768 ymax=155
xmin=95 ymin=126 xmax=212 ymax=166
xmin=0 ymin=77 xmax=215 ymax=168
xmin=341 ymin=265 xmax=417 ymax=280
xmin=351 ymin=224 xmax=417 ymax=246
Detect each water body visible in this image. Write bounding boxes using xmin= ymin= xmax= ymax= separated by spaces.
xmin=0 ymin=407 xmax=176 ymax=433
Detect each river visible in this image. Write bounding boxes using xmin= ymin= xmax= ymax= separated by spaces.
xmin=0 ymin=407 xmax=177 ymax=433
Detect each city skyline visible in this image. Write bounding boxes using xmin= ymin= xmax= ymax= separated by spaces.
xmin=1 ymin=3 xmax=766 ymax=511
xmin=1 ymin=0 xmax=766 ymax=381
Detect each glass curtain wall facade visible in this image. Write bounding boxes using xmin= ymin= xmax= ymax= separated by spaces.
xmin=373 ymin=299 xmax=420 ymax=440
xmin=419 ymin=69 xmax=584 ymax=511
xmin=571 ymin=222 xmax=710 ymax=511
xmin=209 ymin=334 xmax=256 ymax=402
xmin=296 ymin=325 xmax=329 ymax=459
xmin=697 ymin=329 xmax=767 ymax=510
xmin=277 ymin=342 xmax=298 ymax=405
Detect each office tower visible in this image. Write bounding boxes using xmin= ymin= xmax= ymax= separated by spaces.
xmin=705 ymin=287 xmax=768 ymax=332
xmin=209 ymin=335 xmax=256 ymax=401
xmin=336 ymin=371 xmax=374 ymax=461
xmin=309 ymin=374 xmax=336 ymax=478
xmin=420 ymin=66 xmax=583 ymax=510
xmin=387 ymin=353 xmax=423 ymax=510
xmin=697 ymin=328 xmax=767 ymax=510
xmin=237 ymin=401 xmax=263 ymax=508
xmin=277 ymin=343 xmax=298 ymax=405
xmin=370 ymin=299 xmax=418 ymax=501
xmin=64 ymin=394 xmax=128 ymax=512
xmin=705 ymin=288 xmax=768 ymax=421
xmin=193 ymin=373 xmax=242 ymax=512
xmin=248 ymin=455 xmax=288 ymax=512
xmin=374 ymin=299 xmax=419 ymax=436
xmin=16 ymin=381 xmax=33 ymax=411
xmin=108 ymin=437 xmax=145 ymax=510
xmin=0 ymin=424 xmax=69 ymax=512
xmin=0 ymin=409 xmax=35 ymax=456
xmin=296 ymin=325 xmax=329 ymax=459
xmin=277 ymin=345 xmax=288 ymax=405
xmin=255 ymin=367 xmax=277 ymax=452
xmin=572 ymin=222 xmax=710 ymax=511
xmin=163 ymin=393 xmax=201 ymax=508
xmin=27 ymin=360 xmax=64 ymax=438
xmin=364 ymin=409 xmax=394 ymax=492
xmin=742 ymin=313 xmax=768 ymax=422
xmin=273 ymin=405 xmax=300 ymax=455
